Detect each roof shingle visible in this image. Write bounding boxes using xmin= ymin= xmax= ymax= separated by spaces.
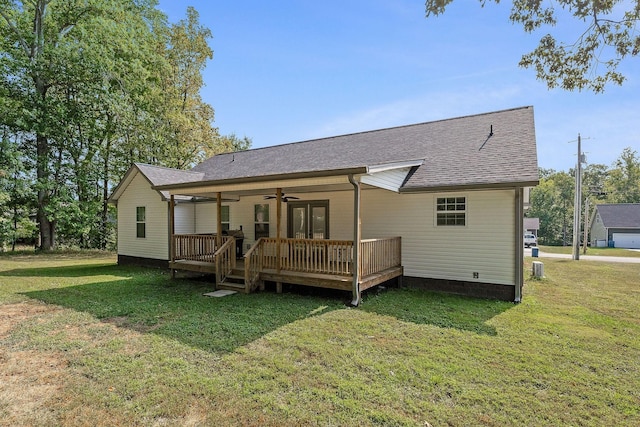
xmin=596 ymin=204 xmax=640 ymax=228
xmin=189 ymin=106 xmax=538 ymax=190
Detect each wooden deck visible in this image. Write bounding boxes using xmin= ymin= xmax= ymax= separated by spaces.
xmin=170 ymin=235 xmax=403 ymax=296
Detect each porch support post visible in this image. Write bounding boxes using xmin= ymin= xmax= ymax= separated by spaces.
xmin=170 ymin=195 xmax=176 ymax=279
xmin=276 ymin=187 xmax=282 ymax=274
xmin=348 ymin=174 xmax=361 ymax=306
xmin=515 ymin=187 xmax=524 ymax=302
xmin=216 ymin=192 xmax=222 ymax=249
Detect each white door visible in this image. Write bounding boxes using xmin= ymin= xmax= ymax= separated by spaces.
xmin=612 ymin=233 xmax=640 ymax=249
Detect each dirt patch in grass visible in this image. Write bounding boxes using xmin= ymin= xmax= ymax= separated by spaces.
xmin=0 ymin=302 xmax=68 ymax=426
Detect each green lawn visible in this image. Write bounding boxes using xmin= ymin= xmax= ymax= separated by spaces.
xmin=539 ymin=244 xmax=640 ymax=257
xmin=1 ymin=253 xmax=638 ymax=426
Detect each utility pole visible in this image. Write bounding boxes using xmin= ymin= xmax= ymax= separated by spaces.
xmin=572 ymin=134 xmax=585 ymax=261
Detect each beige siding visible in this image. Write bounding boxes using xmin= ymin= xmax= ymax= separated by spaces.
xmin=194 ymin=202 xmax=216 ymax=234
xmin=361 ymin=188 xmax=517 ymax=286
xmin=188 ymin=187 xmax=517 ymax=285
xmin=590 ymin=211 xmax=607 ymax=245
xmin=174 ymin=203 xmax=195 ymax=235
xmin=117 ymin=173 xmax=169 ymax=260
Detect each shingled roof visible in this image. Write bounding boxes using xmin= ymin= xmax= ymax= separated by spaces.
xmin=596 ymin=204 xmax=640 ymax=228
xmin=112 ymin=106 xmax=538 ymax=199
xmin=108 ymin=163 xmax=204 ymax=202
xmin=135 ymin=163 xmax=204 ymax=187
xmin=188 ymin=106 xmax=538 ymax=191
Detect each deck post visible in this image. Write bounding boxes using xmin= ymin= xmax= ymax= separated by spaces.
xmin=169 ymin=195 xmax=176 ymax=279
xmin=276 ymin=187 xmax=282 ymax=274
xmin=216 ymin=192 xmax=222 ymax=250
xmin=348 ymin=175 xmax=361 ymax=306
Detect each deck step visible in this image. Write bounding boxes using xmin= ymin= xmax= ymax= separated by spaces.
xmin=217 ymin=281 xmax=246 ymax=292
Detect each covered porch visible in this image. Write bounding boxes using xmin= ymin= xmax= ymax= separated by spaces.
xmin=160 ymin=165 xmax=417 ymax=304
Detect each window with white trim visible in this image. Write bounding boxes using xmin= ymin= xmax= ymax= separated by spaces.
xmin=136 ymin=206 xmax=146 ymax=238
xmin=220 ymin=205 xmax=230 ymax=231
xmin=436 ymin=197 xmax=466 ymax=226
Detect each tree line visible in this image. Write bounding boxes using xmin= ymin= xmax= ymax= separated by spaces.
xmin=0 ymin=1 xmax=249 ymax=251
xmin=527 ymin=147 xmax=640 ymax=246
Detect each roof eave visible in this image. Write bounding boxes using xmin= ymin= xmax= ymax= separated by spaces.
xmin=399 ymin=180 xmax=540 ymax=193
xmin=153 ymin=166 xmax=369 ymax=191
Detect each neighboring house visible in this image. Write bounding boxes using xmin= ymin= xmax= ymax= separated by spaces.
xmin=524 ymin=217 xmax=540 ymax=237
xmin=109 ymin=106 xmax=539 ymax=303
xmin=590 ymin=203 xmax=640 ymax=248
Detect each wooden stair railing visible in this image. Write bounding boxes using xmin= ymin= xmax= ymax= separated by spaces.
xmin=244 ymin=238 xmax=264 ymax=292
xmin=214 ymin=237 xmax=236 ymax=287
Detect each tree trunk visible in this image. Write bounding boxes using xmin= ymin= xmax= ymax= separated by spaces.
xmin=33 ymin=1 xmax=55 ymax=250
xmin=36 ymin=131 xmax=55 ymax=250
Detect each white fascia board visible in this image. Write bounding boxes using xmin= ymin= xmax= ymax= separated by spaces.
xmin=365 ymin=159 xmax=424 ymax=174
xmin=360 ymin=160 xmax=424 ymax=192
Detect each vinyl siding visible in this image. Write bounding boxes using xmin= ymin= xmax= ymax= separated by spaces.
xmin=590 ymin=212 xmax=607 ymax=244
xmin=174 ymin=203 xmax=195 ymax=234
xmin=361 ymin=188 xmax=517 ymax=286
xmin=188 ymin=187 xmax=517 ymax=286
xmin=117 ymin=172 xmax=169 ymax=260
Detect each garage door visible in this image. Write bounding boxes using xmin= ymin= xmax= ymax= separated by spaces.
xmin=612 ymin=233 xmax=640 ymax=249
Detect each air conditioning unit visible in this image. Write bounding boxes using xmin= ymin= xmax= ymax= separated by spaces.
xmin=532 ymin=261 xmax=544 ymax=278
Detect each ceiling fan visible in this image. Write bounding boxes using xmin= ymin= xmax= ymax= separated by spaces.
xmin=264 ymin=193 xmax=300 ymax=202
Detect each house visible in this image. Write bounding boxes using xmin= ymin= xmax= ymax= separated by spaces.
xmin=108 ymin=106 xmax=539 ymax=304
xmin=524 ymin=217 xmax=540 ymax=237
xmin=590 ymin=203 xmax=640 ymax=248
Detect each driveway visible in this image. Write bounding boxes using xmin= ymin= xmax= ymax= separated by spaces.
xmin=524 ymin=247 xmax=640 ymax=264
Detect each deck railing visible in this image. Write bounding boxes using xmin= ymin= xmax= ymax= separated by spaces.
xmin=359 ymin=237 xmax=402 ymax=277
xmin=171 ymin=235 xmax=402 ymax=289
xmin=172 ymin=234 xmax=230 ymax=263
xmin=259 ymin=238 xmax=355 ymax=275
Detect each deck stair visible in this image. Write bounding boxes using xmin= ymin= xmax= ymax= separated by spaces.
xmin=217 ymin=267 xmax=247 ymax=293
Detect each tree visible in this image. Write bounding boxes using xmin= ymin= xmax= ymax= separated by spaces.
xmin=425 ymin=1 xmax=640 ymax=92
xmin=2 ymin=2 xmax=249 ymax=250
xmin=156 ymin=6 xmax=220 ymax=169
xmin=605 ymin=147 xmax=640 ymax=203
xmin=0 ymin=131 xmax=35 ymax=251
xmin=528 ymin=169 xmax=575 ymax=245
xmin=1 ymin=0 xmax=173 ymax=249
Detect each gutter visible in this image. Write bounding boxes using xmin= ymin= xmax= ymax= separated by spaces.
xmin=348 ymin=174 xmax=361 ymax=307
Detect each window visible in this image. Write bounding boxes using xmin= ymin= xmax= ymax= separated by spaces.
xmin=220 ymin=206 xmax=230 ymax=232
xmin=254 ymin=204 xmax=270 ymax=239
xmin=136 ymin=206 xmax=146 ymax=238
xmin=436 ymin=197 xmax=466 ymax=226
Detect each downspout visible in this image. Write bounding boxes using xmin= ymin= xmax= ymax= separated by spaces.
xmin=515 ymin=187 xmax=524 ymax=302
xmin=348 ymin=174 xmax=361 ymax=306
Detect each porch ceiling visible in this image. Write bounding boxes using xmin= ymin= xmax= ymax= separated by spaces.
xmin=165 ymin=175 xmax=364 ymax=200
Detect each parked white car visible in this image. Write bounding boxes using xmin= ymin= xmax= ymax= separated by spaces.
xmin=524 ymin=233 xmax=537 ymax=248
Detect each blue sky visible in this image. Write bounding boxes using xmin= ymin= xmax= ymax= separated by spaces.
xmin=158 ymin=0 xmax=640 ymax=172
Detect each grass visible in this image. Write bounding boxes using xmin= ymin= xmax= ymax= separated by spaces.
xmin=539 ymin=244 xmax=640 ymax=257
xmin=1 ymin=253 xmax=639 ymax=426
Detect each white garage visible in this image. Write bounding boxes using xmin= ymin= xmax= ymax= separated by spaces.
xmin=612 ymin=233 xmax=640 ymax=249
